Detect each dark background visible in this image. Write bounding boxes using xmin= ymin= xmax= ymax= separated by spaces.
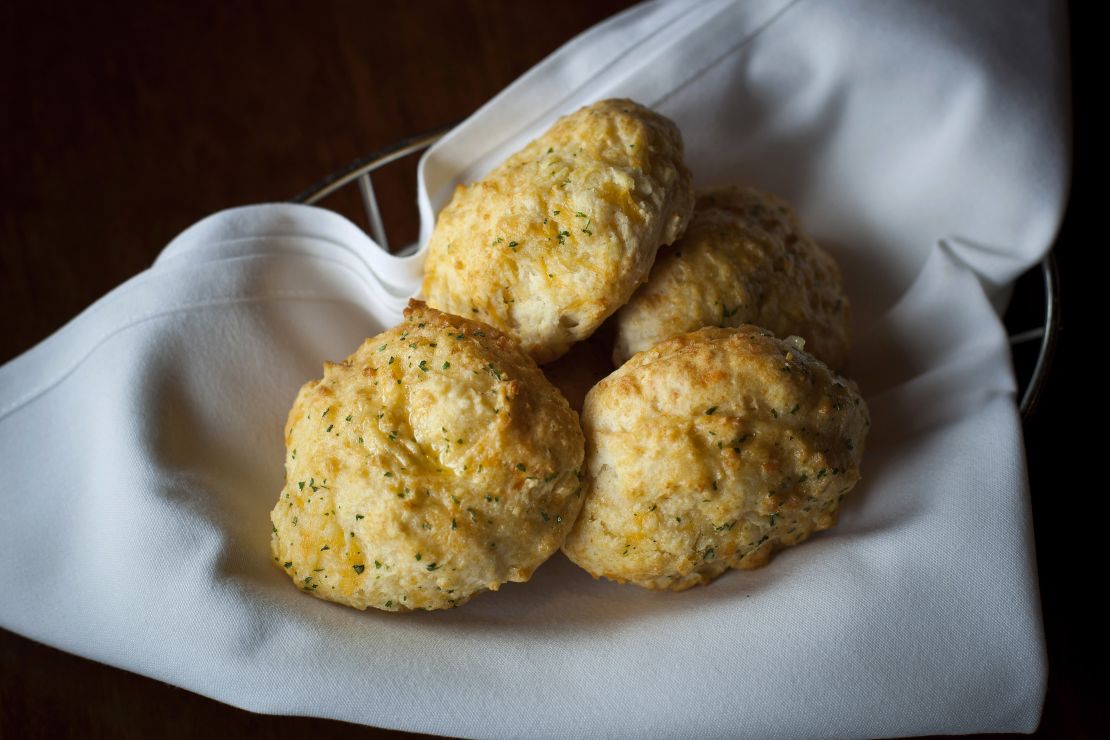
xmin=0 ymin=2 xmax=1098 ymax=738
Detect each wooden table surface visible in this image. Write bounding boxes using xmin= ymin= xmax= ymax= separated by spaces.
xmin=1 ymin=2 xmax=1098 ymax=738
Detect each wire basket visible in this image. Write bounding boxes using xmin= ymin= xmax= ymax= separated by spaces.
xmin=293 ymin=126 xmax=1059 ymax=422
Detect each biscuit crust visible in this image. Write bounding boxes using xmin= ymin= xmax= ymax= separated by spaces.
xmin=563 ymin=326 xmax=869 ymax=591
xmin=271 ymin=302 xmax=585 ymax=611
xmin=612 ymin=186 xmax=850 ymax=369
xmin=423 ymin=99 xmax=694 ymax=364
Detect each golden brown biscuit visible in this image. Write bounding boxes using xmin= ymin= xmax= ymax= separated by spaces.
xmin=612 ymin=186 xmax=851 ymax=369
xmin=423 ymin=98 xmax=694 ymax=364
xmin=270 ymin=301 xmax=585 ymax=611
xmin=563 ymin=326 xmax=869 ymax=591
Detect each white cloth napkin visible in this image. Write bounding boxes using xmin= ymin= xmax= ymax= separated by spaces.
xmin=0 ymin=1 xmax=1068 ymax=737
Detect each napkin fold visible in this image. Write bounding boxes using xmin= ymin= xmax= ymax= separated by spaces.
xmin=0 ymin=1 xmax=1068 ymax=737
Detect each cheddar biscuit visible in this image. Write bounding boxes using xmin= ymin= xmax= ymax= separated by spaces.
xmin=563 ymin=326 xmax=868 ymax=591
xmin=271 ymin=301 xmax=585 ymax=611
xmin=612 ymin=186 xmax=850 ymax=368
xmin=423 ymin=99 xmax=694 ymax=364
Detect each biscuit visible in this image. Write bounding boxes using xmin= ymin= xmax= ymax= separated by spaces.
xmin=612 ymin=186 xmax=851 ymax=369
xmin=563 ymin=326 xmax=869 ymax=591
xmin=270 ymin=301 xmax=585 ymax=611
xmin=423 ymin=98 xmax=694 ymax=364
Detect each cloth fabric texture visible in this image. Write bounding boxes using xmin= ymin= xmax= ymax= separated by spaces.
xmin=0 ymin=1 xmax=1068 ymax=737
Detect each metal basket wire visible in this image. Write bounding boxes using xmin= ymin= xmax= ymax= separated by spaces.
xmin=292 ymin=124 xmax=455 ymax=253
xmin=293 ymin=128 xmax=1059 ymax=422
